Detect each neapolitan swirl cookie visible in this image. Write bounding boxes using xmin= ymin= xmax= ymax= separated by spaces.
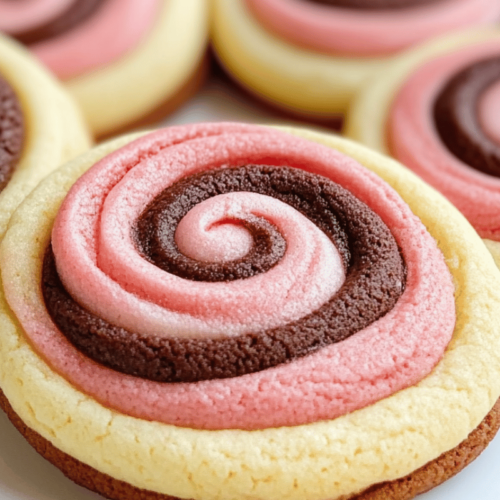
xmin=0 ymin=33 xmax=90 ymax=239
xmin=211 ymin=0 xmax=500 ymax=120
xmin=0 ymin=0 xmax=209 ymax=139
xmin=1 ymin=123 xmax=500 ymax=500
xmin=346 ymin=29 xmax=500 ymax=268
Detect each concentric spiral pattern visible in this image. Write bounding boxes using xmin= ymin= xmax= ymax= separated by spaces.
xmin=0 ymin=0 xmax=160 ymax=79
xmin=43 ymin=164 xmax=406 ymax=383
xmin=7 ymin=123 xmax=455 ymax=430
xmin=389 ymin=39 xmax=500 ymax=240
xmin=0 ymin=75 xmax=24 ymax=193
xmin=244 ymin=0 xmax=500 ymax=56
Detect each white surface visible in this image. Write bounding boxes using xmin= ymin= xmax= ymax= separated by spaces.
xmin=0 ymin=72 xmax=499 ymax=500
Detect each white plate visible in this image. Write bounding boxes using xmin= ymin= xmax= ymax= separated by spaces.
xmin=1 ymin=71 xmax=498 ymax=500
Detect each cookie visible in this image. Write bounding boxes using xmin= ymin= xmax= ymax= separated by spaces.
xmin=345 ymin=29 xmax=500 ymax=268
xmin=0 ymin=33 xmax=90 ymax=239
xmin=211 ymin=0 xmax=500 ymax=120
xmin=1 ymin=123 xmax=500 ymax=500
xmin=0 ymin=0 xmax=209 ymax=139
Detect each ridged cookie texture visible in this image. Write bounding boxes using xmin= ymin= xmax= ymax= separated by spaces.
xmin=1 ymin=123 xmax=500 ymax=500
xmin=0 ymin=34 xmax=90 ymax=239
xmin=211 ymin=0 xmax=500 ymax=118
xmin=345 ymin=29 xmax=500 ymax=268
xmin=0 ymin=0 xmax=209 ymax=139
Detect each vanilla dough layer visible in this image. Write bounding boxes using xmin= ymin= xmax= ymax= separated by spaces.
xmin=1 ymin=126 xmax=500 ymax=500
xmin=345 ymin=29 xmax=500 ymax=268
xmin=0 ymin=34 xmax=90 ymax=239
xmin=66 ymin=0 xmax=208 ymax=139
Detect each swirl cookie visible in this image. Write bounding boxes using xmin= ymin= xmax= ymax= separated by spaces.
xmin=0 ymin=0 xmax=209 ymax=139
xmin=1 ymin=123 xmax=500 ymax=500
xmin=211 ymin=0 xmax=500 ymax=120
xmin=0 ymin=33 xmax=90 ymax=239
xmin=346 ymin=29 xmax=500 ymax=268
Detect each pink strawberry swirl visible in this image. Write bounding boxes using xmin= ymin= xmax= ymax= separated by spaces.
xmin=0 ymin=0 xmax=161 ymax=79
xmin=4 ymin=123 xmax=455 ymax=430
xmin=389 ymin=40 xmax=500 ymax=240
xmin=245 ymin=0 xmax=500 ymax=56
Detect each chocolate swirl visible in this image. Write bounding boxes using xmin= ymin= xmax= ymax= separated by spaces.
xmin=43 ymin=165 xmax=406 ymax=383
xmin=434 ymin=56 xmax=500 ymax=178
xmin=306 ymin=0 xmax=441 ymax=9
xmin=12 ymin=0 xmax=106 ymax=45
xmin=0 ymin=75 xmax=24 ymax=192
xmin=136 ymin=168 xmax=288 ymax=281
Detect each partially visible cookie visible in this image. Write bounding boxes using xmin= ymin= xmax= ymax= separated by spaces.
xmin=0 ymin=0 xmax=209 ymax=139
xmin=0 ymin=33 xmax=90 ymax=239
xmin=1 ymin=124 xmax=500 ymax=500
xmin=211 ymin=0 xmax=500 ymax=120
xmin=346 ymin=29 xmax=500 ymax=268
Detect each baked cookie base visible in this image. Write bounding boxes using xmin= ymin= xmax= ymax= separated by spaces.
xmin=1 ymin=387 xmax=498 ymax=500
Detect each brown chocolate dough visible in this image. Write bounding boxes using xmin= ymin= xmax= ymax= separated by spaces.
xmin=0 ymin=75 xmax=24 ymax=192
xmin=434 ymin=56 xmax=500 ymax=178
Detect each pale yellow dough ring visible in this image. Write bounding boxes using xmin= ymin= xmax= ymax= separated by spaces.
xmin=67 ymin=0 xmax=208 ymax=139
xmin=344 ymin=28 xmax=500 ymax=268
xmin=2 ymin=127 xmax=500 ymax=500
xmin=0 ymin=34 xmax=90 ymax=239
xmin=212 ymin=0 xmax=387 ymax=118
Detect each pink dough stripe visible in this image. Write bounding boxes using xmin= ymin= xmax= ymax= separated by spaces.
xmin=246 ymin=0 xmax=500 ymax=56
xmin=175 ymin=197 xmax=256 ymax=262
xmin=5 ymin=123 xmax=455 ymax=430
xmin=389 ymin=40 xmax=500 ymax=240
xmin=31 ymin=0 xmax=161 ymax=79
xmin=0 ymin=0 xmax=75 ymax=34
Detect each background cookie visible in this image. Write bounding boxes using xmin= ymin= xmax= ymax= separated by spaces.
xmin=345 ymin=29 xmax=500 ymax=268
xmin=0 ymin=0 xmax=209 ymax=139
xmin=0 ymin=123 xmax=499 ymax=500
xmin=211 ymin=0 xmax=500 ymax=121
xmin=0 ymin=33 xmax=90 ymax=239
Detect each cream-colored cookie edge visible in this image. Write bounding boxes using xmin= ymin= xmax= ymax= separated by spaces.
xmin=483 ymin=239 xmax=500 ymax=269
xmin=212 ymin=0 xmax=389 ymax=117
xmin=0 ymin=34 xmax=91 ymax=239
xmin=67 ymin=0 xmax=208 ymax=138
xmin=1 ymin=127 xmax=500 ymax=500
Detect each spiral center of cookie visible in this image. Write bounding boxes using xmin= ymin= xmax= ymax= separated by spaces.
xmin=175 ymin=194 xmax=284 ymax=264
xmin=434 ymin=56 xmax=500 ymax=177
xmin=0 ymin=75 xmax=24 ymax=193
